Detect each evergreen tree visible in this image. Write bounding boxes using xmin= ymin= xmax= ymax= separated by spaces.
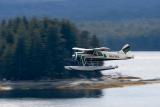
xmin=90 ymin=35 xmax=100 ymax=48
xmin=60 ymin=20 xmax=77 ymax=55
xmin=77 ymin=31 xmax=90 ymax=48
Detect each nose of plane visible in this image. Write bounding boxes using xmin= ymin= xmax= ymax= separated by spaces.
xmin=72 ymin=54 xmax=75 ymax=58
xmin=72 ymin=53 xmax=78 ymax=60
xmin=72 ymin=54 xmax=76 ymax=60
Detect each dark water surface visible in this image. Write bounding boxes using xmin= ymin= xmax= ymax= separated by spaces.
xmin=0 ymin=89 xmax=102 ymax=98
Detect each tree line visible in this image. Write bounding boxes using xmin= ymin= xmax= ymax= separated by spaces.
xmin=78 ymin=19 xmax=160 ymax=50
xmin=0 ymin=17 xmax=100 ymax=80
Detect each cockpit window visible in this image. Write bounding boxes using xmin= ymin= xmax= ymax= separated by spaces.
xmin=85 ymin=51 xmax=94 ymax=54
xmin=98 ymin=51 xmax=103 ymax=56
xmin=93 ymin=51 xmax=103 ymax=56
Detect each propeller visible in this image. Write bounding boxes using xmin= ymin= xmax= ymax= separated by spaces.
xmin=72 ymin=52 xmax=78 ymax=60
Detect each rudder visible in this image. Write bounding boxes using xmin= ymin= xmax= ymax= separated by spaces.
xmin=120 ymin=44 xmax=131 ymax=54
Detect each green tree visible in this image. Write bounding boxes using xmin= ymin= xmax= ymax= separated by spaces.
xmin=77 ymin=31 xmax=90 ymax=48
xmin=90 ymin=35 xmax=100 ymax=48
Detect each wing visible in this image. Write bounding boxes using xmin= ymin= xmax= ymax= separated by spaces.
xmin=72 ymin=47 xmax=93 ymax=52
xmin=72 ymin=47 xmax=110 ymax=53
xmin=94 ymin=47 xmax=110 ymax=51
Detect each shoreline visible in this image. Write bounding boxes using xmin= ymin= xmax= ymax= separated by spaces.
xmin=0 ymin=75 xmax=160 ymax=91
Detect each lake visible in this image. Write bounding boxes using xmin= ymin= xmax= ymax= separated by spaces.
xmin=1 ymin=51 xmax=160 ymax=107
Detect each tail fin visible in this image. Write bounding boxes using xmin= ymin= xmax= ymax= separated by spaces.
xmin=120 ymin=44 xmax=131 ymax=54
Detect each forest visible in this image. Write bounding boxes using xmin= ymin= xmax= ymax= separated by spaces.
xmin=0 ymin=17 xmax=100 ymax=80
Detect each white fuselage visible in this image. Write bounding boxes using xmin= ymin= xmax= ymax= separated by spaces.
xmin=76 ymin=51 xmax=134 ymax=61
xmin=101 ymin=51 xmax=133 ymax=60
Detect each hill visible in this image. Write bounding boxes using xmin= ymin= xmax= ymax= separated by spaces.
xmin=0 ymin=0 xmax=160 ymax=50
xmin=77 ymin=19 xmax=160 ymax=50
xmin=0 ymin=0 xmax=160 ymax=21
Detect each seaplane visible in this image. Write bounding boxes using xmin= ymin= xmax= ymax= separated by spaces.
xmin=64 ymin=44 xmax=134 ymax=71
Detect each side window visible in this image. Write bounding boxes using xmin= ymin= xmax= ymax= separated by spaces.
xmin=93 ymin=51 xmax=98 ymax=56
xmin=93 ymin=51 xmax=103 ymax=56
xmin=103 ymin=54 xmax=107 ymax=57
xmin=98 ymin=51 xmax=103 ymax=56
xmin=85 ymin=51 xmax=94 ymax=54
